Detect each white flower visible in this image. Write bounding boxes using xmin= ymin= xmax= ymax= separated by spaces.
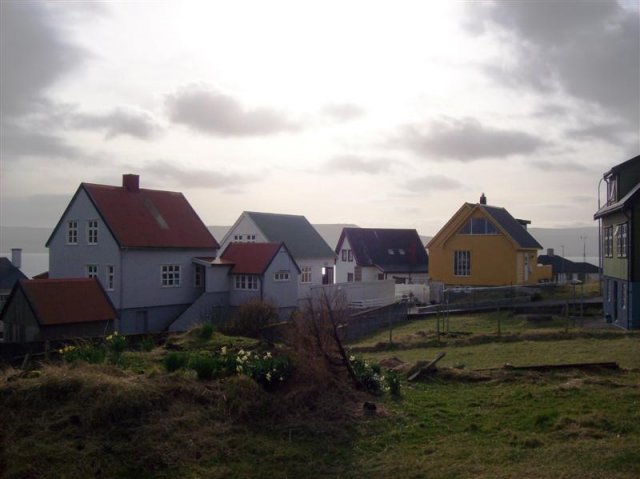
xmin=266 ymin=372 xmax=272 ymax=382
xmin=238 ymin=349 xmax=245 ymax=356
xmin=349 ymin=355 xmax=356 ymax=362
xmin=236 ymin=365 xmax=243 ymax=374
xmin=220 ymin=346 xmax=227 ymax=355
xmin=265 ymin=352 xmax=272 ymax=359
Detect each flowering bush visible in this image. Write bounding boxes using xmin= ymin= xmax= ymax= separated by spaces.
xmin=234 ymin=349 xmax=292 ymax=390
xmin=105 ymin=331 xmax=127 ymax=364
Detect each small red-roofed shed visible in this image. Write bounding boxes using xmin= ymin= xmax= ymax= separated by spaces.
xmin=0 ymin=278 xmax=117 ymax=343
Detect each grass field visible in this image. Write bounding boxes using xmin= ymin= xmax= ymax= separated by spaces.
xmin=2 ymin=312 xmax=639 ymax=478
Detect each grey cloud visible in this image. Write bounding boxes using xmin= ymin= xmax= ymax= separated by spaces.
xmin=324 ymin=155 xmax=390 ymax=174
xmin=322 ymin=103 xmax=365 ymax=122
xmin=395 ymin=118 xmax=545 ymax=161
xmin=141 ymin=160 xmax=260 ymax=190
xmin=166 ymin=84 xmax=298 ymax=136
xmin=405 ymin=175 xmax=463 ymax=194
xmin=70 ymin=107 xmax=163 ymax=140
xmin=0 ymin=126 xmax=82 ymax=161
xmin=566 ymin=122 xmax=632 ymax=144
xmin=470 ymin=1 xmax=640 ymax=128
xmin=0 ymin=1 xmax=90 ymax=119
xmin=530 ymin=159 xmax=590 ymax=173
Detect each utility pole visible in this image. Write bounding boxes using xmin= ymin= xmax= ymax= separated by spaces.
xmin=580 ymin=235 xmax=587 ymax=317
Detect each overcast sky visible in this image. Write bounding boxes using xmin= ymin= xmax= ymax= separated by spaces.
xmin=1 ymin=0 xmax=638 ymax=236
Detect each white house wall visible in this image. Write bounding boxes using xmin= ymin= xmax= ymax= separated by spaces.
xmin=297 ymin=257 xmax=334 ymax=299
xmin=335 ymin=237 xmax=355 ymax=283
xmin=262 ymin=246 xmax=299 ymax=309
xmin=219 ymin=215 xmax=267 ymax=251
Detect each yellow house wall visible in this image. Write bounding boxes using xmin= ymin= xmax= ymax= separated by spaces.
xmin=430 ymin=233 xmax=519 ymax=286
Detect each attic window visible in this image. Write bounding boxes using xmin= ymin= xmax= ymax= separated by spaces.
xmin=144 ymin=198 xmax=169 ymax=230
xmin=388 ymin=249 xmax=394 ymax=255
xmin=398 ymin=249 xmax=405 ymax=255
xmin=458 ymin=218 xmax=498 ymax=235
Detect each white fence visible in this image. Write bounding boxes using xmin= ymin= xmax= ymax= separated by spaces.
xmin=312 ymin=280 xmax=396 ymax=309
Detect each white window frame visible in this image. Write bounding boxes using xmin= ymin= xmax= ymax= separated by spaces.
xmin=161 ymin=264 xmax=181 ymax=287
xmin=454 ymin=250 xmax=471 ymax=277
xmin=67 ymin=220 xmax=78 ymax=245
xmin=87 ymin=219 xmax=99 ymax=245
xmin=274 ymin=271 xmax=290 ymax=282
xmin=604 ymin=226 xmax=613 ymax=258
xmin=234 ymin=274 xmax=259 ymax=290
xmin=347 ymin=250 xmax=353 ymax=262
xmin=300 ymin=266 xmax=312 ymax=284
xmin=341 ymin=249 xmax=348 ymax=261
xmin=106 ymin=265 xmax=115 ymax=290
xmin=616 ymin=223 xmax=628 ymax=258
xmin=86 ymin=264 xmax=98 ymax=279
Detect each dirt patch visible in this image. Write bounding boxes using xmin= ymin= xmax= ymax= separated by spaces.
xmin=378 ymin=356 xmax=407 ymax=370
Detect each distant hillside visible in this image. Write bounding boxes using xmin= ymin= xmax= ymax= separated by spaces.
xmin=528 ymin=226 xmax=599 ymax=261
xmin=1 ymin=224 xmax=598 ymax=264
xmin=0 ymin=226 xmax=50 ymax=253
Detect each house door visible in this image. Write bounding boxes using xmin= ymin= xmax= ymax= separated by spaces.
xmin=322 ymin=267 xmax=334 ymax=285
xmin=523 ymin=253 xmax=529 ymax=282
xmin=135 ymin=310 xmax=149 ymax=332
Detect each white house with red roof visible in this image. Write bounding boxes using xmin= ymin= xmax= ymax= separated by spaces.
xmin=46 ymin=174 xmax=220 ymax=334
xmin=168 ymin=242 xmax=300 ymax=331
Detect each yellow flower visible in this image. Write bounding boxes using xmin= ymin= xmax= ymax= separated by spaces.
xmin=266 ymin=372 xmax=272 ymax=382
xmin=220 ymin=346 xmax=227 ymax=355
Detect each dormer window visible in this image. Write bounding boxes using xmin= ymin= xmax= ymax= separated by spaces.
xmin=607 ymin=176 xmax=618 ymax=205
xmin=388 ymin=249 xmax=394 ymax=255
xmin=398 ymin=249 xmax=405 ymax=255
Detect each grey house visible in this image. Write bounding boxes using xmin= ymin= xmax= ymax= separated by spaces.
xmin=220 ymin=211 xmax=336 ymax=299
xmin=46 ymin=174 xmax=220 ymax=334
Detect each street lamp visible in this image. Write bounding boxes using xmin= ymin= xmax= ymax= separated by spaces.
xmin=579 ymin=235 xmax=587 ymax=317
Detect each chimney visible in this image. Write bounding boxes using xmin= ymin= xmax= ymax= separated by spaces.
xmin=480 ymin=193 xmax=487 ymax=205
xmin=11 ymin=248 xmax=22 ymax=269
xmin=547 ymin=248 xmax=554 ymax=257
xmin=123 ymin=174 xmax=140 ymax=193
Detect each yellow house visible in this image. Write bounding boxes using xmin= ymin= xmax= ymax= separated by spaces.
xmin=427 ymin=195 xmax=552 ymax=286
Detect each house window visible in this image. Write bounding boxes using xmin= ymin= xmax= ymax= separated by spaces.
xmin=607 ymin=177 xmax=618 ymax=205
xmin=86 ymin=264 xmax=98 ymax=279
xmin=194 ymin=266 xmax=203 ymax=288
xmin=67 ymin=220 xmax=78 ymax=244
xmin=388 ymin=249 xmax=394 ymax=255
xmin=106 ymin=265 xmax=115 ymax=290
xmin=301 ymin=266 xmax=312 ymax=283
xmin=274 ymin=271 xmax=290 ymax=282
xmin=248 ymin=234 xmax=256 ymax=242
xmin=454 ymin=250 xmax=471 ymax=276
xmin=458 ymin=218 xmax=498 ymax=235
xmin=347 ymin=273 xmax=354 ymax=282
xmin=348 ymin=250 xmax=353 ymax=262
xmin=161 ymin=265 xmax=181 ymax=287
xmin=233 ymin=234 xmax=242 ymax=241
xmin=616 ymin=223 xmax=628 ymax=258
xmin=399 ymin=249 xmax=405 ymax=255
xmin=234 ymin=275 xmax=258 ymax=290
xmin=604 ymin=226 xmax=613 ymax=257
xmin=621 ymin=282 xmax=627 ymax=310
xmin=378 ymin=273 xmax=385 ymax=280
xmin=341 ymin=249 xmax=348 ymax=261
xmin=87 ymin=219 xmax=99 ymax=244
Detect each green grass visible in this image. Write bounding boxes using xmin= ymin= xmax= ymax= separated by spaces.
xmin=2 ymin=314 xmax=640 ymax=478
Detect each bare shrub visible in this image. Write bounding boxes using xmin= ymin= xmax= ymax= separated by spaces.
xmin=221 ymin=299 xmax=279 ymax=338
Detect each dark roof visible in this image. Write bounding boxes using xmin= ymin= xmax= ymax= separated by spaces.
xmin=538 ymin=255 xmax=600 ymax=274
xmin=0 ymin=258 xmax=28 ymax=290
xmin=5 ymin=278 xmax=118 ymax=326
xmin=606 ymin=154 xmax=640 ymax=177
xmin=594 ymin=182 xmax=640 ymax=219
xmin=46 ymin=178 xmax=219 ymax=249
xmin=220 ymin=242 xmax=300 ymax=275
xmin=480 ymin=205 xmax=542 ymax=249
xmin=337 ymin=228 xmax=429 ymax=274
xmin=244 ymin=212 xmax=335 ymax=259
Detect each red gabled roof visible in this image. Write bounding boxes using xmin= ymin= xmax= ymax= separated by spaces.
xmin=18 ymin=278 xmax=118 ymax=326
xmin=220 ymin=242 xmax=283 ymax=275
xmin=83 ymin=183 xmax=218 ymax=249
xmin=46 ymin=175 xmax=219 ymax=250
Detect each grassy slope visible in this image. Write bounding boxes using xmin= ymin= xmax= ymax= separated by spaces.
xmin=2 ymin=317 xmax=640 ymax=478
